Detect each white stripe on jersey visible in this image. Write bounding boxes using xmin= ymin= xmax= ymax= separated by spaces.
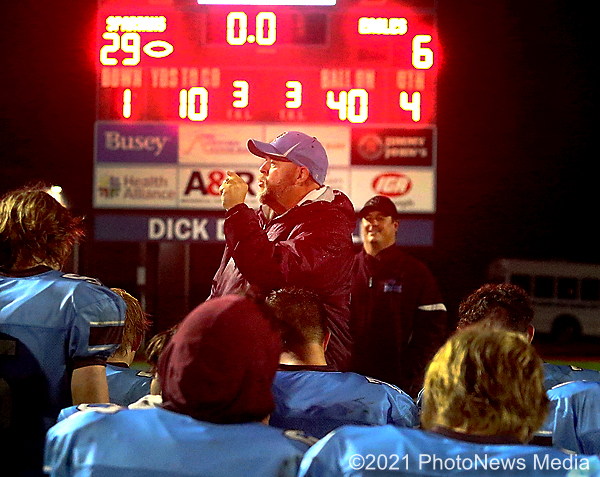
xmin=89 ymin=320 xmax=124 ymax=327
xmin=89 ymin=344 xmax=117 ymax=352
xmin=418 ymin=303 xmax=447 ymax=311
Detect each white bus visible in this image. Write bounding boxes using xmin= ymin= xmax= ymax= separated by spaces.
xmin=487 ymin=258 xmax=600 ymax=340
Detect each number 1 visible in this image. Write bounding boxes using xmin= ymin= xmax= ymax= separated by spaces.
xmin=123 ymin=89 xmax=132 ymax=118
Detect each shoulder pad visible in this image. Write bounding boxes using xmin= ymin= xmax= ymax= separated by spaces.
xmin=62 ymin=273 xmax=104 ymax=286
xmin=76 ymin=403 xmax=125 ymax=414
xmin=283 ymin=429 xmax=319 ymax=447
xmin=136 ymin=370 xmax=154 ymax=379
xmin=365 ymin=376 xmax=403 ymax=393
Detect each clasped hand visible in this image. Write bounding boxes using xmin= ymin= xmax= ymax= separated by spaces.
xmin=219 ymin=171 xmax=249 ymax=210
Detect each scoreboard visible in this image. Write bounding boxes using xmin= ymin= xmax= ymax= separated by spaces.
xmin=94 ymin=0 xmax=439 ymax=230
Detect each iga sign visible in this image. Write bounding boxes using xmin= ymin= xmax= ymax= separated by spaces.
xmin=351 ymin=167 xmax=435 ymax=213
xmin=371 ymin=172 xmax=412 ymax=196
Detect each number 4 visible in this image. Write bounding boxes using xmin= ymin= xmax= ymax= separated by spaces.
xmin=399 ymin=91 xmax=421 ymax=122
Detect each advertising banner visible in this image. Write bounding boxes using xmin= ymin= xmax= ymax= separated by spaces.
xmin=94 ymin=122 xmax=436 ymax=226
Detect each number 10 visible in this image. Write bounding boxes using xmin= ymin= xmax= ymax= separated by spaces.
xmin=179 ymin=87 xmax=208 ymax=121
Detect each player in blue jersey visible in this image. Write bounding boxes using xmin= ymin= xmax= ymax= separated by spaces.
xmin=455 ymin=283 xmax=600 ymax=451
xmin=542 ymin=363 xmax=600 ymax=390
xmin=0 ymin=184 xmax=125 ymax=476
xmin=298 ymin=327 xmax=600 ymax=477
xmin=58 ymin=322 xmax=175 ymax=421
xmin=266 ymin=287 xmax=418 ymax=438
xmin=456 ymin=283 xmax=600 ymax=389
xmin=105 ymin=288 xmax=152 ymax=406
xmin=538 ymin=380 xmax=600 ymax=455
xmin=44 ymin=293 xmax=315 ymax=477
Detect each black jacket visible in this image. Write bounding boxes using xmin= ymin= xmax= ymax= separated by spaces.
xmin=350 ymin=245 xmax=447 ymax=397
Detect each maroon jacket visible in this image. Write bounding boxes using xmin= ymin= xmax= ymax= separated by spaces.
xmin=210 ymin=188 xmax=356 ymax=370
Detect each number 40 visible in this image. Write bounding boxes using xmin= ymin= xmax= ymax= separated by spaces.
xmin=326 ymin=89 xmax=368 ymax=123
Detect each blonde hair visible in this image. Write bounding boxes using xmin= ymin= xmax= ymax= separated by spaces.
xmin=0 ymin=184 xmax=84 ymax=269
xmin=111 ymin=288 xmax=150 ymax=354
xmin=421 ymin=326 xmax=548 ymax=443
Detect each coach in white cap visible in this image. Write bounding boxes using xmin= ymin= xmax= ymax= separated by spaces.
xmin=211 ymin=131 xmax=355 ymax=370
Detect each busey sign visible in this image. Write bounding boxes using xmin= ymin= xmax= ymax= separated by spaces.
xmin=96 ymin=122 xmax=178 ymax=163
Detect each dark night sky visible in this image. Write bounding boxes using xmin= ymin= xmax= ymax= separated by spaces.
xmin=1 ymin=0 xmax=595 ymax=312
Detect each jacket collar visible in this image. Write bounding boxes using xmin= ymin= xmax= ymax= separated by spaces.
xmin=261 ymin=186 xmax=332 ymax=221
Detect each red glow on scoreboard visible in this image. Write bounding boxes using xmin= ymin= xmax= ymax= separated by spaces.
xmin=96 ymin=1 xmax=439 ymax=125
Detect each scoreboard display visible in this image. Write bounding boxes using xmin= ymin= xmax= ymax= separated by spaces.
xmin=94 ymin=0 xmax=439 ymax=229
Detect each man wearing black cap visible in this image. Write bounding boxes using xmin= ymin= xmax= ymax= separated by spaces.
xmin=211 ymin=131 xmax=356 ymax=371
xmin=350 ymin=195 xmax=447 ymax=398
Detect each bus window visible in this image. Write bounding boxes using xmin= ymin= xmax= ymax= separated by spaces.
xmin=510 ymin=274 xmax=531 ymax=294
xmin=581 ymin=279 xmax=600 ymax=301
xmin=534 ymin=276 xmax=553 ymax=298
xmin=558 ymin=277 xmax=577 ymax=300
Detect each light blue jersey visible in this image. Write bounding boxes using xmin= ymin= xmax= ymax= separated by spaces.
xmin=538 ymin=380 xmax=600 ymax=455
xmin=543 ymin=363 xmax=600 ymax=390
xmin=45 ymin=406 xmax=313 ymax=477
xmin=271 ymin=369 xmax=418 ymax=438
xmin=0 ymin=267 xmax=125 ymax=423
xmin=106 ymin=364 xmax=153 ymax=406
xmin=298 ymin=425 xmax=600 ymax=477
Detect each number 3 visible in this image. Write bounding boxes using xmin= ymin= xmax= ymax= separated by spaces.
xmin=285 ymin=81 xmax=302 ymax=108
xmin=233 ymin=80 xmax=249 ymax=108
